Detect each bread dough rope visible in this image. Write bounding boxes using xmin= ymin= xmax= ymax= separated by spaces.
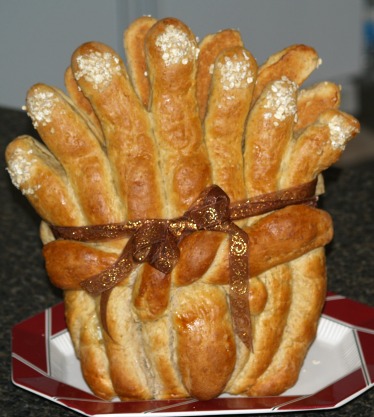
xmin=64 ymin=66 xmax=105 ymax=142
xmin=229 ymin=55 xmax=359 ymax=394
xmin=252 ymin=44 xmax=320 ymax=106
xmin=127 ymin=17 xmax=210 ymax=398
xmin=295 ymin=81 xmax=341 ymax=132
xmin=145 ymin=18 xmax=247 ymax=399
xmin=145 ymin=17 xmax=212 ymax=216
xmin=27 ymin=83 xmax=126 ymax=399
xmin=123 ymin=15 xmax=157 ymax=109
xmin=204 ymin=46 xmax=257 ymax=201
xmin=26 ymin=84 xmax=124 ymax=224
xmin=173 ymin=205 xmax=332 ymax=288
xmin=71 ymin=41 xmax=165 ymax=221
xmin=284 ymin=109 xmax=359 ymax=184
xmin=6 ymin=89 xmax=119 ymax=399
xmin=70 ymin=22 xmax=205 ymax=398
xmin=202 ymin=45 xmax=284 ymax=391
xmin=6 ymin=135 xmax=84 ymax=226
xmin=144 ymin=17 xmax=234 ymax=399
xmin=70 ymin=40 xmax=171 ymax=335
xmin=244 ymin=77 xmax=298 ymax=196
xmin=225 ymin=76 xmax=298 ymax=393
xmin=71 ymin=39 xmax=177 ymax=400
xmin=197 ymin=28 xmax=243 ymax=120
xmin=246 ymin=108 xmax=359 ymax=396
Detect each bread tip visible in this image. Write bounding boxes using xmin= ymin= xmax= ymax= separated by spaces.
xmin=152 ymin=18 xmax=199 ymax=66
xmin=73 ymin=44 xmax=122 ymax=91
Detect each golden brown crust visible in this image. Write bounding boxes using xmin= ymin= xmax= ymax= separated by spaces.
xmin=26 ymin=83 xmax=124 ymax=224
xmin=145 ymin=17 xmax=212 ymax=215
xmin=204 ymin=46 xmax=257 ymax=201
xmin=295 ymin=81 xmax=341 ymax=132
xmin=43 ymin=240 xmax=118 ymax=289
xmin=123 ymin=15 xmax=157 ymax=108
xmin=43 ymin=205 xmax=333 ymax=292
xmin=64 ymin=290 xmax=116 ymax=399
xmin=103 ymin=283 xmax=153 ymax=400
xmin=140 ymin=318 xmax=188 ymax=399
xmin=252 ymin=44 xmax=320 ymax=105
xmin=71 ymin=41 xmax=165 ymax=220
xmin=5 ymin=135 xmax=84 ymax=226
xmin=281 ymin=109 xmax=360 ymax=188
xmin=246 ymin=248 xmax=327 ymax=395
xmin=244 ymin=77 xmax=297 ymax=196
xmin=227 ymin=264 xmax=292 ymax=393
xmin=64 ymin=66 xmax=104 ymax=142
xmin=172 ymin=283 xmax=236 ymax=400
xmin=132 ymin=264 xmax=171 ymax=321
xmin=197 ymin=29 xmax=243 ymax=120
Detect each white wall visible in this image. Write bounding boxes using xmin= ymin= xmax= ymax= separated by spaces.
xmin=1 ymin=0 xmax=364 ymax=111
xmin=0 ymin=0 xmax=121 ymax=109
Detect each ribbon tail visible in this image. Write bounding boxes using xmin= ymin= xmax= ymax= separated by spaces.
xmin=80 ymin=237 xmax=137 ymax=295
xmin=229 ymin=291 xmax=253 ymax=351
xmin=228 ymin=223 xmax=253 ymax=351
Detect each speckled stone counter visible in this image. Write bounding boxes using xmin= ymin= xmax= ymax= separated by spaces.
xmin=1 ymin=107 xmax=373 ymax=416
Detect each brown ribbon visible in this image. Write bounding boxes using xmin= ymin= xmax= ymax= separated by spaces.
xmin=51 ymin=179 xmax=317 ymax=349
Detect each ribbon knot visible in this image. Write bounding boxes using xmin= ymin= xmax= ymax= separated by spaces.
xmin=50 ymin=180 xmax=317 ymax=349
xmin=184 ymin=185 xmax=231 ymax=230
xmin=132 ymin=220 xmax=180 ymax=274
xmin=128 ymin=186 xmax=232 ymax=275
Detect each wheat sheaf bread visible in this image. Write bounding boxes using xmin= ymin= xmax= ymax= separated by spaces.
xmin=5 ymin=16 xmax=359 ymax=401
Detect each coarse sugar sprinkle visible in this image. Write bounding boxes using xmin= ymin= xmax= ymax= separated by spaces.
xmin=27 ymin=88 xmax=58 ymax=128
xmin=155 ymin=24 xmax=199 ymax=66
xmin=328 ymin=114 xmax=354 ymax=150
xmin=263 ymin=76 xmax=298 ymax=127
xmin=74 ymin=51 xmax=121 ymax=90
xmin=216 ymin=53 xmax=254 ymax=91
xmin=6 ymin=148 xmax=41 ymax=195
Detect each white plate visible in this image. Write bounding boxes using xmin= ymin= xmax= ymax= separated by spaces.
xmin=11 ymin=292 xmax=374 ymax=416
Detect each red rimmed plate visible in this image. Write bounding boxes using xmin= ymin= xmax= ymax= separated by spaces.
xmin=11 ymin=292 xmax=374 ymax=416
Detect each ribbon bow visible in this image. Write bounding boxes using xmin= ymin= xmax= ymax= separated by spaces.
xmin=51 ymin=180 xmax=317 ymax=349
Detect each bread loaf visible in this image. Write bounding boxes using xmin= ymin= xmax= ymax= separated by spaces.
xmin=5 ymin=16 xmax=360 ymax=401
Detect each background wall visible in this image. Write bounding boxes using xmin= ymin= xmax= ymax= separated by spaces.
xmin=0 ymin=0 xmax=121 ymax=109
xmin=0 ymin=0 xmax=365 ymax=112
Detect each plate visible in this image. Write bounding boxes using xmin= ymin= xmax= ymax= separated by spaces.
xmin=11 ymin=292 xmax=374 ymax=416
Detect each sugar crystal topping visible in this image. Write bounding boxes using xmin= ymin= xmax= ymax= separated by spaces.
xmin=6 ymin=149 xmax=41 ymax=195
xmin=155 ymin=24 xmax=199 ymax=66
xmin=263 ymin=76 xmax=298 ymax=127
xmin=74 ymin=51 xmax=121 ymax=90
xmin=328 ymin=115 xmax=353 ymax=150
xmin=216 ymin=53 xmax=254 ymax=91
xmin=27 ymin=89 xmax=58 ymax=128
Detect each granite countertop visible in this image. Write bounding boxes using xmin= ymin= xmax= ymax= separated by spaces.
xmin=0 ymin=106 xmax=373 ymax=416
